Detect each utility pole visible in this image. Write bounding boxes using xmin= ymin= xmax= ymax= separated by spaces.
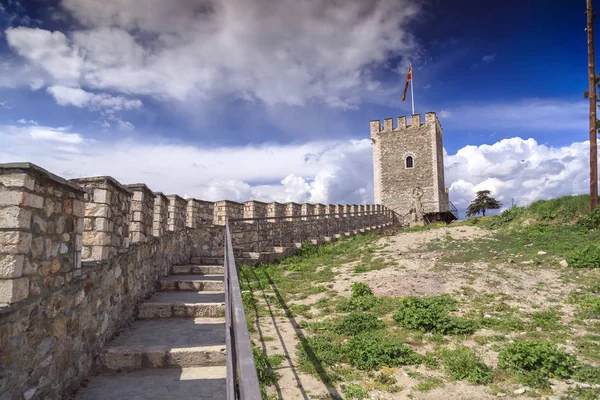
xmin=587 ymin=0 xmax=598 ymax=210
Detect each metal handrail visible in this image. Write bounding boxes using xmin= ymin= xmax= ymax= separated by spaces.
xmin=225 ymin=222 xmax=262 ymax=400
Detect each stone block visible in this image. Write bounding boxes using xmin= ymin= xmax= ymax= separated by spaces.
xmin=0 ymin=206 xmax=32 ymax=229
xmin=72 ymin=200 xmax=85 ymax=217
xmin=0 ymin=191 xmax=23 ymax=206
xmin=0 ymin=254 xmax=24 ymax=278
xmin=83 ymin=231 xmax=111 ymax=246
xmin=0 ymin=277 xmax=29 ymax=303
xmin=93 ymin=188 xmax=111 ymax=204
xmin=85 ymin=203 xmax=111 ymax=218
xmin=21 ymin=192 xmax=43 ymax=208
xmin=0 ymin=231 xmax=31 ymax=254
xmin=94 ymin=218 xmax=110 ymax=232
xmin=90 ymin=246 xmax=110 ymax=260
xmin=0 ymin=173 xmax=35 ymax=190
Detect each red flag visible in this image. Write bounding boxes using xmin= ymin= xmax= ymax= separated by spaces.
xmin=402 ymin=64 xmax=412 ymax=102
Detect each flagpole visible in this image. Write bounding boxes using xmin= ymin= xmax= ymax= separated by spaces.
xmin=410 ymin=63 xmax=415 ymax=115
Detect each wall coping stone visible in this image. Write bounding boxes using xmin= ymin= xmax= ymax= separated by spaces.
xmin=125 ymin=183 xmax=156 ymax=197
xmin=71 ymin=176 xmax=133 ymax=194
xmin=0 ymin=162 xmax=85 ymax=193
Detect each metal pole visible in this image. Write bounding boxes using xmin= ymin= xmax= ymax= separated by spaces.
xmin=410 ymin=63 xmax=415 ymax=115
xmin=588 ymin=0 xmax=598 ymax=210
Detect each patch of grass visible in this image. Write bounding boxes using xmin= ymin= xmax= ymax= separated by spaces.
xmin=393 ymin=295 xmax=479 ymax=335
xmin=530 ymin=309 xmax=564 ymax=331
xmin=413 ymin=376 xmax=445 ymax=392
xmin=498 ymin=340 xmax=577 ymax=388
xmin=439 ymin=346 xmax=493 ymax=384
xmin=573 ymin=364 xmax=600 ymax=384
xmin=371 ymin=372 xmax=402 ymax=393
xmin=345 ymin=332 xmax=421 ymax=371
xmin=332 ymin=312 xmax=385 ymax=336
xmin=296 ymin=333 xmax=345 ymax=376
xmin=252 ymin=344 xmax=279 ymax=388
xmin=341 ymin=384 xmax=369 ymax=399
xmin=336 ymin=283 xmax=384 ymax=313
xmin=569 ymin=293 xmax=600 ymax=319
xmin=562 ymin=387 xmax=600 ymax=400
xmin=267 ymin=354 xmax=286 ymax=368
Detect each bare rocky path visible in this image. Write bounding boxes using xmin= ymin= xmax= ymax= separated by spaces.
xmin=75 ymin=264 xmax=227 ymax=400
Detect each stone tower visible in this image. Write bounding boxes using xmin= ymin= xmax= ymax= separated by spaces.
xmin=370 ymin=112 xmax=456 ymax=225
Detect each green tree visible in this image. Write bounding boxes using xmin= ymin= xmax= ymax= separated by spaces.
xmin=466 ymin=190 xmax=501 ymax=217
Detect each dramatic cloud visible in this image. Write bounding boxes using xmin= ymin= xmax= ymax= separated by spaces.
xmin=5 ymin=0 xmax=420 ymax=108
xmin=0 ymin=122 xmax=593 ymax=214
xmin=446 ymin=137 xmax=590 ymax=214
xmin=46 ymin=85 xmax=142 ymax=112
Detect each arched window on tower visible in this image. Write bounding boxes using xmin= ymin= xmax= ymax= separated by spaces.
xmin=406 ymin=156 xmax=414 ymax=169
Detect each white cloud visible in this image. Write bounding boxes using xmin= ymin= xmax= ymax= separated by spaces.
xmin=46 ymin=85 xmax=142 ymax=112
xmin=482 ymin=53 xmax=497 ymax=63
xmin=0 ymin=101 xmax=11 ymax=109
xmin=439 ymin=110 xmax=451 ymax=118
xmin=446 ymin=137 xmax=590 ymax=215
xmin=5 ymin=0 xmax=420 ymax=108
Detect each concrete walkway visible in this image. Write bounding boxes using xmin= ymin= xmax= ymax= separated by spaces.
xmin=76 ymin=264 xmax=226 ymax=400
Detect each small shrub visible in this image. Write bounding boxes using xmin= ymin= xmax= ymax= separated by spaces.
xmin=393 ymin=295 xmax=479 ymax=335
xmin=337 ymin=294 xmax=382 ymax=312
xmin=345 ymin=333 xmax=421 ymax=370
xmin=500 ymin=206 xmax=523 ymax=223
xmin=567 ymin=245 xmax=600 ymax=268
xmin=333 ymin=312 xmax=385 ymax=336
xmin=351 ymin=282 xmax=373 ymax=297
xmin=342 ymin=384 xmax=369 ymax=399
xmin=498 ymin=340 xmax=577 ymax=386
xmin=439 ymin=346 xmax=493 ymax=384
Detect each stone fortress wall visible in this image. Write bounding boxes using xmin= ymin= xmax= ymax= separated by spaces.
xmin=0 ymin=162 xmax=397 ymax=400
xmin=370 ymin=112 xmax=450 ymax=225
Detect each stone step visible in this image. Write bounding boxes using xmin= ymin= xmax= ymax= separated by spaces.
xmin=75 ymin=366 xmax=226 ymax=400
xmin=171 ymin=265 xmax=224 ymax=275
xmin=159 ymin=275 xmax=224 ymax=291
xmin=190 ymin=256 xmax=224 ymax=265
xmin=138 ymin=291 xmax=225 ymax=319
xmin=101 ymin=318 xmax=226 ymax=371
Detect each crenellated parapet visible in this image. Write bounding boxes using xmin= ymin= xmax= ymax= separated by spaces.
xmin=370 ymin=112 xmax=436 ymax=134
xmin=243 ymin=200 xmax=267 ymax=219
xmin=126 ymin=184 xmax=155 ymax=243
xmin=267 ymin=202 xmax=285 ymax=219
xmin=186 ymin=199 xmax=214 ymax=228
xmin=0 ymin=163 xmax=85 ymax=304
xmin=71 ymin=176 xmax=132 ymax=261
xmin=153 ymin=192 xmax=169 ymax=237
xmin=214 ymin=200 xmax=244 ymax=225
xmin=166 ymin=195 xmax=186 ymax=232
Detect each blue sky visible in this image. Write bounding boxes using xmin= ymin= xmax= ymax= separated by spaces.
xmin=0 ymin=0 xmax=595 ymax=214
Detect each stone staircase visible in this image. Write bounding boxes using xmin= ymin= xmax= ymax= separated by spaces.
xmin=75 ymin=262 xmax=227 ymax=400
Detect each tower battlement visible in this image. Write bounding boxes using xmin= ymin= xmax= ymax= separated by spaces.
xmin=370 ymin=112 xmax=438 ymax=134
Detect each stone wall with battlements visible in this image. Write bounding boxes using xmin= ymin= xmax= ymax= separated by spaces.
xmin=0 ymin=162 xmax=399 ymax=400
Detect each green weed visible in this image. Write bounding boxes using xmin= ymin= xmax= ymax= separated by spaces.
xmin=341 ymin=384 xmax=369 ymax=399
xmin=393 ymin=295 xmax=478 ymax=335
xmin=345 ymin=332 xmax=421 ymax=371
xmin=332 ymin=312 xmax=385 ymax=336
xmin=439 ymin=346 xmax=493 ymax=384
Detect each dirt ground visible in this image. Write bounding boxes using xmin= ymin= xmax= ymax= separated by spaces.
xmin=250 ymin=226 xmax=600 ymax=400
